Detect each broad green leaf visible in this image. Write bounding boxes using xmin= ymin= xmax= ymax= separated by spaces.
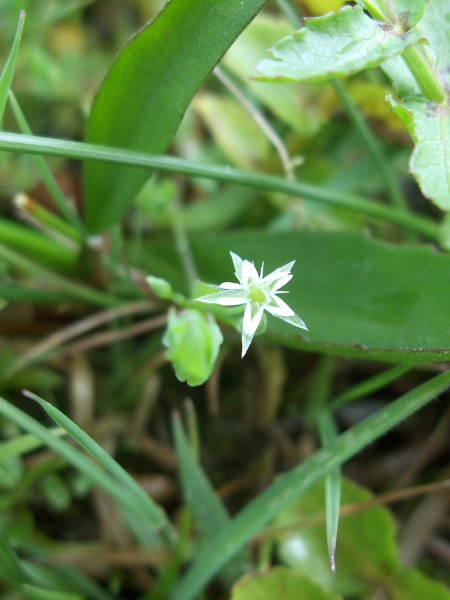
xmin=273 ymin=477 xmax=399 ymax=596
xmin=254 ymin=6 xmax=423 ymax=83
xmin=387 ymin=96 xmax=450 ymax=211
xmin=415 ymin=0 xmax=450 ymax=79
xmin=0 ymin=11 xmax=25 ymax=123
xmin=170 ymin=369 xmax=450 ymax=600
xmin=138 ymin=230 xmax=450 ymax=362
xmin=231 ymin=567 xmax=340 ymax=600
xmin=388 ymin=568 xmax=450 ymax=599
xmin=83 ymin=0 xmax=268 ymax=232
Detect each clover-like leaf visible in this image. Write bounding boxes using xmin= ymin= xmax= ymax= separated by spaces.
xmin=387 ymin=95 xmax=450 ymax=211
xmin=255 ymin=5 xmax=423 ymax=83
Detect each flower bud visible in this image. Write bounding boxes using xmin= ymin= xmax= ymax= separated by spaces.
xmin=163 ymin=308 xmax=223 ymax=386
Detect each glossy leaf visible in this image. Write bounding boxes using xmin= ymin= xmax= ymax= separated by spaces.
xmin=387 ymin=96 xmax=450 ymax=211
xmin=83 ymin=0 xmax=268 ymax=232
xmin=273 ymin=477 xmax=399 ymax=596
xmin=139 ymin=230 xmax=450 ymax=362
xmin=231 ymin=567 xmax=340 ymax=600
xmin=254 ymin=6 xmax=423 ymax=83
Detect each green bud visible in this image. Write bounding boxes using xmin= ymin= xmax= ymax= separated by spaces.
xmin=147 ymin=275 xmax=174 ymax=300
xmin=163 ymin=308 xmax=223 ymax=386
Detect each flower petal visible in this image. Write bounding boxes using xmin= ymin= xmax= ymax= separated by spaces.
xmin=241 ymin=259 xmax=260 ymax=285
xmin=241 ymin=304 xmax=263 ymax=357
xmin=262 ymin=261 xmax=295 ymax=283
xmin=219 ymin=282 xmax=244 ymax=290
xmin=196 ymin=289 xmax=248 ymax=306
xmin=230 ymin=252 xmax=244 ymax=283
xmin=270 ymin=273 xmax=293 ymax=291
xmin=266 ymin=294 xmax=295 ymax=317
xmin=277 ymin=312 xmax=308 ymax=330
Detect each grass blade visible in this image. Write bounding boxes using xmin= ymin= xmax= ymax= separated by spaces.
xmin=170 ymin=369 xmax=450 ymax=600
xmin=0 ymin=11 xmax=24 ymax=123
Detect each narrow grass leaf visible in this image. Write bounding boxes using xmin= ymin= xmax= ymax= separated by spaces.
xmin=0 ymin=395 xmax=171 ymax=543
xmin=8 ymin=92 xmax=87 ymax=238
xmin=25 ymin=391 xmax=174 ymax=539
xmin=0 ymin=131 xmax=439 ymax=240
xmin=0 ymin=531 xmax=26 ymax=588
xmin=0 ymin=11 xmax=24 ymax=123
xmin=173 ymin=414 xmax=231 ymax=540
xmin=170 ymin=369 xmax=450 ymax=600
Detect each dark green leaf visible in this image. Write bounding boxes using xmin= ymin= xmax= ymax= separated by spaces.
xmin=254 ymin=6 xmax=423 ymax=83
xmin=83 ymin=0 xmax=268 ymax=232
xmin=140 ymin=230 xmax=450 ymax=362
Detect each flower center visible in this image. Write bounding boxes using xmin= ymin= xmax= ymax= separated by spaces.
xmin=249 ymin=282 xmax=267 ymax=304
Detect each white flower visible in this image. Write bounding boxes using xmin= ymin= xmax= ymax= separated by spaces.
xmin=196 ymin=252 xmax=308 ymax=357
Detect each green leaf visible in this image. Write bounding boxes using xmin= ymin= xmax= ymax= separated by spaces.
xmin=173 ymin=415 xmax=231 ymax=542
xmin=0 ymin=11 xmax=24 ymax=124
xmin=231 ymin=567 xmax=341 ymax=600
xmin=170 ymin=369 xmax=450 ymax=600
xmin=141 ymin=230 xmax=450 ymax=362
xmin=0 ymin=531 xmax=26 ymax=588
xmin=273 ymin=477 xmax=399 ymax=596
xmin=387 ymin=96 xmax=450 ymax=211
xmin=254 ymin=6 xmax=423 ymax=83
xmin=388 ymin=568 xmax=450 ymax=599
xmin=0 ymin=394 xmax=173 ymax=544
xmin=83 ymin=0 xmax=268 ymax=232
xmin=360 ymin=0 xmax=426 ymax=30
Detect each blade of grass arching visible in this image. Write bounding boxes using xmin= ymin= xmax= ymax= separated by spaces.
xmin=307 ymin=357 xmax=340 ymax=573
xmin=24 ymin=391 xmax=175 ymax=543
xmin=8 ymin=92 xmax=87 ymax=240
xmin=0 ymin=11 xmax=24 ymax=124
xmin=0 ymin=132 xmax=440 ymax=240
xmin=0 ymin=395 xmax=173 ymax=545
xmin=172 ymin=408 xmax=246 ymax=587
xmin=170 ymin=369 xmax=450 ymax=600
xmin=0 ymin=531 xmax=26 ymax=588
xmin=329 ymin=364 xmax=412 ymax=411
xmin=83 ymin=0 xmax=269 ymax=232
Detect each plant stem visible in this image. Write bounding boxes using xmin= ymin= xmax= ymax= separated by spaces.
xmin=402 ymin=45 xmax=446 ymax=103
xmin=0 ymin=132 xmax=440 ymax=241
xmin=8 ymin=92 xmax=89 ymax=238
xmin=0 ymin=242 xmax=120 ymax=308
xmin=332 ymin=80 xmax=409 ymax=214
